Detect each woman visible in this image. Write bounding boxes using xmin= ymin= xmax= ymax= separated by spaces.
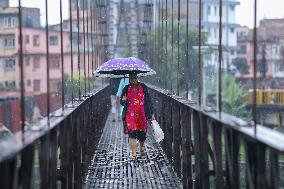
xmin=120 ymin=73 xmax=155 ymax=161
xmin=116 ymin=77 xmax=129 ymax=121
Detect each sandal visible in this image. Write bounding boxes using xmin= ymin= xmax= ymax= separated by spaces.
xmin=140 ymin=147 xmax=147 ymax=158
xmin=131 ymin=155 xmax=137 ymax=161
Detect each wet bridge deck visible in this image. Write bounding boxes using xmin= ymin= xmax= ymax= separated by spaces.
xmin=84 ymin=114 xmax=182 ymax=188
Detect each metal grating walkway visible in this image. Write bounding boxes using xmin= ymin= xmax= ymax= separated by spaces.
xmin=84 ymin=113 xmax=182 ymax=189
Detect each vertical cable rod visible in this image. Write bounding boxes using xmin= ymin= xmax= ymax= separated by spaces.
xmin=165 ymin=0 xmax=168 ymax=90
xmin=217 ymin=0 xmax=223 ymax=114
xmin=177 ymin=0 xmax=180 ymax=95
xmin=76 ymin=0 xmax=81 ymax=99
xmin=60 ymin=0 xmax=65 ymax=110
xmin=171 ymin=0 xmax=173 ymax=93
xmin=87 ymin=0 xmax=90 ymax=93
xmin=198 ymin=0 xmax=202 ymax=106
xmin=94 ymin=1 xmax=97 ymax=70
xmin=18 ymin=0 xmax=25 ymax=138
xmin=161 ymin=0 xmax=165 ymax=88
xmin=185 ymin=0 xmax=189 ymax=99
xmin=69 ymin=0 xmax=74 ymax=104
xmin=91 ymin=0 xmax=94 ymax=90
xmin=253 ymin=0 xmax=258 ymax=134
xmin=83 ymin=0 xmax=87 ymax=94
xmin=45 ymin=0 xmax=50 ymax=123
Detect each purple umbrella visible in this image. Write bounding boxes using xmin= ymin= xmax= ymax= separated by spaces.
xmin=95 ymin=57 xmax=154 ymax=75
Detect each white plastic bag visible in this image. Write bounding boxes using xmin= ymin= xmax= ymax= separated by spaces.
xmin=151 ymin=120 xmax=164 ymax=143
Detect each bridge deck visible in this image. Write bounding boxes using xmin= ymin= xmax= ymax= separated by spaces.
xmin=85 ymin=113 xmax=182 ymax=189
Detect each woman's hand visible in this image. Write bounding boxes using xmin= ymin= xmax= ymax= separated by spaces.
xmin=121 ymin=95 xmax=127 ymax=101
xmin=151 ymin=114 xmax=155 ymax=121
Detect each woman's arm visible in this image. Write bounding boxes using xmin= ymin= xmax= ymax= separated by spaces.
xmin=120 ymin=85 xmax=129 ymax=106
xmin=142 ymin=83 xmax=155 ymax=120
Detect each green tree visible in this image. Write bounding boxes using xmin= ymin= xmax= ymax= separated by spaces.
xmin=207 ymin=74 xmax=249 ymax=118
xmin=0 ymin=83 xmax=15 ymax=91
xmin=222 ymin=74 xmax=249 ymax=118
xmin=141 ymin=22 xmax=204 ymax=97
xmin=62 ymin=74 xmax=91 ymax=103
xmin=232 ymin=57 xmax=249 ymax=76
xmin=0 ymin=83 xmax=5 ymax=91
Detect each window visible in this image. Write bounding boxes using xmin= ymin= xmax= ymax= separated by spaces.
xmin=24 ymin=16 xmax=33 ymax=27
xmin=237 ymin=45 xmax=247 ymax=54
xmin=33 ymin=80 xmax=41 ymax=92
xmin=238 ymin=31 xmax=245 ymax=37
xmin=50 ymin=36 xmax=58 ymax=46
xmin=33 ymin=35 xmax=40 ymax=46
xmin=4 ymin=17 xmax=16 ymax=28
xmin=4 ymin=59 xmax=15 ymax=71
xmin=230 ymin=28 xmax=235 ymax=33
xmin=207 ymin=5 xmax=211 ymax=15
xmin=4 ymin=36 xmax=15 ymax=48
xmin=50 ymin=79 xmax=60 ymax=92
xmin=71 ymin=35 xmax=82 ymax=45
xmin=25 ymin=56 xmax=30 ymax=66
xmin=25 ymin=35 xmax=30 ymax=44
xmin=4 ymin=81 xmax=15 ymax=89
xmin=72 ymin=21 xmax=78 ymax=31
xmin=27 ymin=80 xmax=31 ymax=86
xmin=214 ymin=6 xmax=217 ymax=16
xmin=275 ymin=46 xmax=278 ymax=54
xmin=49 ymin=56 xmax=60 ymax=69
xmin=33 ymin=56 xmax=40 ymax=70
xmin=230 ymin=5 xmax=235 ymax=11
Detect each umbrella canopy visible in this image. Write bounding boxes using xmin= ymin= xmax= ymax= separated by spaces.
xmin=95 ymin=57 xmax=154 ymax=75
xmin=93 ymin=68 xmax=156 ymax=78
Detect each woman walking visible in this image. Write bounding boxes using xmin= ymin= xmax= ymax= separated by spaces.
xmin=120 ymin=73 xmax=155 ymax=161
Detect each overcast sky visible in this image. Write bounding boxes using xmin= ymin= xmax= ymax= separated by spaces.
xmin=9 ymin=0 xmax=70 ymax=25
xmin=9 ymin=0 xmax=284 ymax=27
xmin=236 ymin=0 xmax=284 ymax=28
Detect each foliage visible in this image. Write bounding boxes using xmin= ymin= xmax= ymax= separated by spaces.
xmin=223 ymin=75 xmax=247 ymax=117
xmin=0 ymin=83 xmax=5 ymax=91
xmin=140 ymin=22 xmax=205 ymax=97
xmin=207 ymin=74 xmax=249 ymax=118
xmin=0 ymin=83 xmax=15 ymax=91
xmin=121 ymin=48 xmax=130 ymax=57
xmin=62 ymin=74 xmax=90 ymax=102
xmin=232 ymin=57 xmax=249 ymax=75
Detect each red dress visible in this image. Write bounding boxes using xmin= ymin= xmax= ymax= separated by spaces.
xmin=125 ymin=83 xmax=147 ymax=133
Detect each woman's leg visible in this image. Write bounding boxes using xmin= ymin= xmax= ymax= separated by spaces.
xmin=140 ymin=141 xmax=146 ymax=158
xmin=129 ymin=138 xmax=137 ymax=160
xmin=110 ymin=95 xmax=117 ymax=121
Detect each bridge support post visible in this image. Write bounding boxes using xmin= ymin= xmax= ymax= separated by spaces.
xmin=212 ymin=122 xmax=224 ymax=189
xmin=181 ymin=105 xmax=193 ymax=188
xmin=193 ymin=111 xmax=209 ymax=188
xmin=0 ymin=158 xmax=17 ymax=189
xmin=20 ymin=145 xmax=35 ymax=188
xmin=50 ymin=127 xmax=58 ymax=189
xmin=73 ymin=113 xmax=82 ymax=189
xmin=172 ymin=102 xmax=181 ymax=177
xmin=167 ymin=98 xmax=173 ymax=163
xmin=40 ymin=134 xmax=50 ymax=189
xmin=224 ymin=129 xmax=239 ymax=189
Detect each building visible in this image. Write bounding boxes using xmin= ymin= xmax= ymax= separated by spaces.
xmin=0 ymin=7 xmax=41 ymax=90
xmin=235 ymin=26 xmax=274 ymax=79
xmin=157 ymin=0 xmax=240 ymax=69
xmin=112 ymin=0 xmax=154 ymax=58
xmin=235 ymin=19 xmax=284 ymax=88
xmin=0 ymin=0 xmax=8 ymax=8
xmin=0 ymin=5 xmax=93 ymax=94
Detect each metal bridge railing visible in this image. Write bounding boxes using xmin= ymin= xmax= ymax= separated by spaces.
xmin=149 ymin=84 xmax=284 ymax=189
xmin=0 ymin=86 xmax=110 ymax=189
